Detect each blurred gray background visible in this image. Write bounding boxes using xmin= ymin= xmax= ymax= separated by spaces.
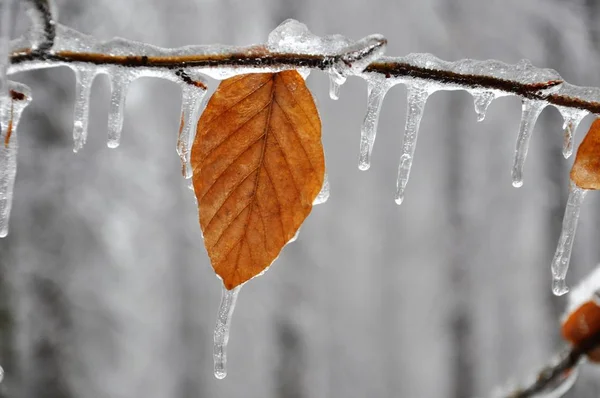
xmin=3 ymin=0 xmax=600 ymax=397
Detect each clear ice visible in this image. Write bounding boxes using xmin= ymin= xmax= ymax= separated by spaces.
xmin=313 ymin=172 xmax=330 ymax=205
xmin=107 ymin=70 xmax=134 ymax=148
xmin=472 ymin=91 xmax=497 ymax=122
xmin=214 ymin=284 xmax=241 ymax=379
xmin=328 ymin=72 xmax=344 ymax=100
xmin=551 ymin=181 xmax=588 ymax=296
xmin=0 ymin=82 xmax=32 ymax=237
xmin=395 ymin=84 xmax=429 ymax=205
xmin=556 ymin=106 xmax=587 ymax=159
xmin=70 ymin=67 xmax=97 ymax=152
xmin=511 ymin=99 xmax=546 ymax=187
xmin=178 ymin=81 xmax=207 ymax=179
xmin=359 ymin=78 xmax=390 ymax=170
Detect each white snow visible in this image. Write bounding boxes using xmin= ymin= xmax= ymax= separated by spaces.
xmin=565 ymin=264 xmax=600 ymax=319
xmin=267 ymin=19 xmax=352 ymax=55
xmin=107 ymin=68 xmax=134 ymax=148
xmin=551 ymin=181 xmax=588 ymax=296
xmin=511 ymin=99 xmax=546 ymax=188
xmin=213 ymin=285 xmax=241 ymax=379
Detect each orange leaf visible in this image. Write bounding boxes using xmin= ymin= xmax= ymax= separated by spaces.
xmin=562 ymin=300 xmax=600 ymax=362
xmin=571 ymin=118 xmax=600 ymax=189
xmin=191 ymin=71 xmax=324 ymax=290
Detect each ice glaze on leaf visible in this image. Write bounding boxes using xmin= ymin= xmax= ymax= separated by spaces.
xmin=191 ymin=71 xmax=324 ymax=290
xmin=571 ymin=118 xmax=600 ymax=189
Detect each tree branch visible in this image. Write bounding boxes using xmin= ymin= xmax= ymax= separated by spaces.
xmin=22 ymin=0 xmax=55 ymax=52
xmin=10 ymin=0 xmax=600 ymax=117
xmin=10 ymin=37 xmax=600 ymax=115
xmin=506 ymin=330 xmax=600 ymax=398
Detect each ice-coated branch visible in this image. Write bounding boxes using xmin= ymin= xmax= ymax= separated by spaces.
xmin=8 ymin=0 xmax=600 ymax=115
xmin=23 ymin=0 xmax=56 ymax=52
xmin=9 ymin=28 xmax=600 ymax=116
xmin=504 ymin=334 xmax=599 ymax=398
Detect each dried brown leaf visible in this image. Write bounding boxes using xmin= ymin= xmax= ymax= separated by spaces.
xmin=562 ymin=300 xmax=600 ymax=362
xmin=191 ymin=71 xmax=324 ymax=289
xmin=571 ymin=118 xmax=600 ymax=189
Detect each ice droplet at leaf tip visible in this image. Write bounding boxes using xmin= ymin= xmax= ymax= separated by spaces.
xmin=512 ymin=179 xmax=523 ymax=188
xmin=213 ymin=285 xmax=241 ymax=381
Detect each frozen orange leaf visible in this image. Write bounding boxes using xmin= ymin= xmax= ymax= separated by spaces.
xmin=191 ymin=71 xmax=324 ymax=290
xmin=571 ymin=118 xmax=600 ymax=189
xmin=562 ymin=299 xmax=600 ymax=362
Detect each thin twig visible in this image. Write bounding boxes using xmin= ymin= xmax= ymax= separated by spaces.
xmin=10 ymin=0 xmax=600 ymax=115
xmin=507 ymin=330 xmax=600 ymax=398
xmin=22 ymin=0 xmax=55 ymax=52
xmin=11 ymin=43 xmax=600 ymax=114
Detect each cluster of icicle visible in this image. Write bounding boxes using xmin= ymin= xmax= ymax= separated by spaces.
xmin=353 ymin=50 xmax=598 ymax=297
xmin=5 ymin=2 xmax=600 ymax=378
xmin=270 ymin=21 xmax=597 ymax=296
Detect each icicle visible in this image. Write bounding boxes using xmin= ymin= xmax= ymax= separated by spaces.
xmin=107 ymin=71 xmax=133 ymax=148
xmin=313 ymin=172 xmax=330 ymax=205
xmin=178 ymin=82 xmax=207 ymax=179
xmin=214 ymin=285 xmax=241 ymax=379
xmin=359 ymin=79 xmax=390 ymax=170
xmin=551 ymin=182 xmax=588 ymax=296
xmin=557 ymin=107 xmax=587 ymax=159
xmin=328 ymin=70 xmax=346 ymax=101
xmin=395 ymin=84 xmax=429 ymax=205
xmin=0 ymin=365 xmax=4 ymax=383
xmin=472 ymin=91 xmax=496 ymax=122
xmin=71 ymin=68 xmax=97 ymax=152
xmin=511 ymin=99 xmax=546 ymax=187
xmin=0 ymin=83 xmax=32 ymax=237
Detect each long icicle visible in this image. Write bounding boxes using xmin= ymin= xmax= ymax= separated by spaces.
xmin=358 ymin=79 xmax=389 ymax=170
xmin=551 ymin=181 xmax=588 ymax=296
xmin=178 ymin=83 xmax=207 ymax=179
xmin=395 ymin=84 xmax=429 ymax=205
xmin=0 ymin=84 xmax=32 ymax=237
xmin=511 ymin=99 xmax=546 ymax=187
xmin=71 ymin=67 xmax=97 ymax=152
xmin=214 ymin=284 xmax=241 ymax=379
xmin=107 ymin=71 xmax=133 ymax=148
